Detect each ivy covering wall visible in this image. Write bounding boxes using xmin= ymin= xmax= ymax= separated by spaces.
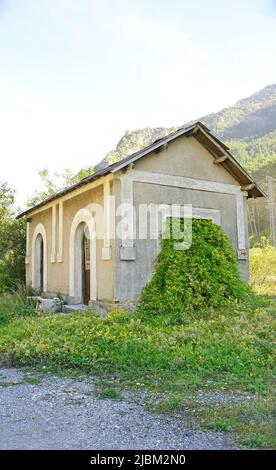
xmin=138 ymin=219 xmax=249 ymax=322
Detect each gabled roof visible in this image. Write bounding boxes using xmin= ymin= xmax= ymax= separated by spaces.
xmin=17 ymin=121 xmax=265 ymax=219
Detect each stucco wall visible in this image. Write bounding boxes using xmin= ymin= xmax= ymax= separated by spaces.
xmin=27 ymin=183 xmax=114 ymax=302
xmin=115 ymin=182 xmax=246 ymax=302
xmin=134 ymin=135 xmax=240 ymax=186
xmin=114 ymin=135 xmax=249 ymax=303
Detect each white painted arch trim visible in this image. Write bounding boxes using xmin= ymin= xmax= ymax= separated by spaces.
xmin=57 ymin=201 xmax=64 ymax=263
xmin=31 ymin=223 xmax=48 ymax=292
xmin=25 ymin=221 xmax=30 ymax=264
xmin=51 ymin=204 xmax=57 ymax=263
xmin=69 ymin=208 xmax=97 ymax=301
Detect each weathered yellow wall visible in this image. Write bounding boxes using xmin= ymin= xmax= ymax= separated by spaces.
xmin=27 ymin=183 xmax=114 ymax=301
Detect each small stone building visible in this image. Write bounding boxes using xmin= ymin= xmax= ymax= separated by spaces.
xmin=18 ymin=122 xmax=264 ymax=310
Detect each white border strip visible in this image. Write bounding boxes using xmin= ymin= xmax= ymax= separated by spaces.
xmin=31 ymin=223 xmax=48 ymax=292
xmin=57 ymin=202 xmax=63 ymax=262
xmin=69 ymin=208 xmax=97 ymax=301
xmin=51 ymin=204 xmax=57 ymax=263
xmin=25 ymin=221 xmax=30 ymax=264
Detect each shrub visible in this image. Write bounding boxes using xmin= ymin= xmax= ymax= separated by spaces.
xmin=138 ymin=219 xmax=249 ymax=321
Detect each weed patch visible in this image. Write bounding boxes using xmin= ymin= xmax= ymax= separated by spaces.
xmin=96 ymin=387 xmax=124 ymax=400
xmin=23 ymin=375 xmax=42 ymax=385
xmin=0 ymin=287 xmax=35 ymax=326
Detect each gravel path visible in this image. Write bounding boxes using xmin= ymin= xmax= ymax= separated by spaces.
xmin=0 ymin=367 xmax=240 ymax=450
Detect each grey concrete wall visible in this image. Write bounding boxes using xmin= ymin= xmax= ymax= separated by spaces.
xmin=134 ymin=135 xmax=240 ymax=186
xmin=114 ymin=181 xmax=249 ymax=303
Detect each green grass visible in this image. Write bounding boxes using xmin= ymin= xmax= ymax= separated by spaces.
xmin=23 ymin=375 xmax=42 ymax=385
xmin=96 ymin=387 xmax=124 ymax=400
xmin=0 ymin=296 xmax=274 ymax=395
xmin=0 ymin=271 xmax=274 ymax=447
xmin=250 ymin=245 xmax=276 ymax=296
xmin=154 ymin=395 xmax=184 ymax=413
xmin=200 ymin=396 xmax=276 ymax=449
xmin=144 ymin=388 xmax=276 ymax=448
xmin=0 ymin=288 xmax=35 ymax=326
xmin=243 ymin=438 xmax=268 ymax=449
xmin=207 ymin=421 xmax=231 ymax=432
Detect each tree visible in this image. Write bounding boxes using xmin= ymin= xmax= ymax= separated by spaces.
xmin=0 ymin=182 xmax=15 ymax=218
xmin=28 ymin=166 xmax=94 ymax=207
xmin=0 ymin=182 xmax=26 ymax=292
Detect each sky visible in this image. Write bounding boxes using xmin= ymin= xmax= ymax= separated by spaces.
xmin=0 ymin=0 xmax=275 ymax=208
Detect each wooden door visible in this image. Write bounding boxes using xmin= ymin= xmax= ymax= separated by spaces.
xmin=82 ymin=234 xmax=90 ymax=305
xmin=40 ymin=239 xmax=44 ymax=293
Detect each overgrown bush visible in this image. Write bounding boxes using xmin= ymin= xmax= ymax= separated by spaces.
xmin=138 ymin=219 xmax=249 ymax=321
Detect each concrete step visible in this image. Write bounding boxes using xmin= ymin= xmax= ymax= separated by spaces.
xmin=63 ymin=304 xmax=89 ymax=313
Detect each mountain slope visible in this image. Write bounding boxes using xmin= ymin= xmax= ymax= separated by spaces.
xmin=95 ymin=84 xmax=276 ymax=173
xmin=95 ymin=127 xmax=176 ymax=170
xmin=195 ymin=84 xmax=276 ymax=140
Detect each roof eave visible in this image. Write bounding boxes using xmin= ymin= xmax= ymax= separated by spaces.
xmin=17 ymin=121 xmax=265 ymax=219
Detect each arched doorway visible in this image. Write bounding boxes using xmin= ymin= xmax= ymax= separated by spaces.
xmin=32 ymin=223 xmax=47 ymax=293
xmin=36 ymin=234 xmax=44 ymax=292
xmin=69 ymin=209 xmax=96 ymax=304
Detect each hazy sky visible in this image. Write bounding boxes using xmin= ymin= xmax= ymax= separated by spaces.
xmin=0 ymin=0 xmax=275 ymax=207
